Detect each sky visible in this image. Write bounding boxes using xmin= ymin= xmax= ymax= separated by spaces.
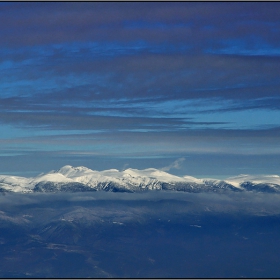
xmin=1 ymin=2 xmax=280 ymax=178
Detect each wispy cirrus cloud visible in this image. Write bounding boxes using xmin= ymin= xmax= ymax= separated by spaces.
xmin=161 ymin=157 xmax=186 ymax=172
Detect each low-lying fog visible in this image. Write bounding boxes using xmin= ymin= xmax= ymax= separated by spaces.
xmin=1 ymin=191 xmax=280 ymax=217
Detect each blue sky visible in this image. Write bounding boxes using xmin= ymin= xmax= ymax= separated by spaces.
xmin=1 ymin=2 xmax=280 ymax=177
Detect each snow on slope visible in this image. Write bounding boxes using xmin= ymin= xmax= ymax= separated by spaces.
xmin=0 ymin=165 xmax=196 ymax=192
xmin=0 ymin=175 xmax=32 ymax=193
xmin=226 ymin=174 xmax=280 ymax=185
xmin=56 ymin=165 xmax=186 ymax=182
xmin=224 ymin=174 xmax=280 ymax=190
xmin=56 ymin=166 xmax=190 ymax=190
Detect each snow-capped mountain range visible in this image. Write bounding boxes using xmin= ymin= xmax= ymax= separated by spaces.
xmin=0 ymin=165 xmax=280 ymax=194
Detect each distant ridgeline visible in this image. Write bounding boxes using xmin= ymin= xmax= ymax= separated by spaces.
xmin=0 ymin=165 xmax=280 ymax=194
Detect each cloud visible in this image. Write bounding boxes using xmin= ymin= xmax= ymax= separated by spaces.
xmin=2 ymin=48 xmax=280 ymax=107
xmin=1 ymin=2 xmax=280 ymax=49
xmin=121 ymin=163 xmax=129 ymax=171
xmin=1 ymin=2 xmax=280 ymax=176
xmin=1 ymin=192 xmax=280 ymax=217
xmin=161 ymin=157 xmax=186 ymax=171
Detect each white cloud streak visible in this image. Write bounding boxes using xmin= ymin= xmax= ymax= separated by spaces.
xmin=161 ymin=157 xmax=185 ymax=171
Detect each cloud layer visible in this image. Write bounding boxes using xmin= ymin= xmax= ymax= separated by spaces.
xmin=1 ymin=2 xmax=280 ymax=176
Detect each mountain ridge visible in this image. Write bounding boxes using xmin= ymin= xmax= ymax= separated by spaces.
xmin=0 ymin=165 xmax=280 ymax=194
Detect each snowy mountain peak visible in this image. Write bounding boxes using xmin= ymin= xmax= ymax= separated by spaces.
xmin=57 ymin=165 xmax=94 ymax=177
xmin=122 ymin=168 xmax=185 ymax=182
